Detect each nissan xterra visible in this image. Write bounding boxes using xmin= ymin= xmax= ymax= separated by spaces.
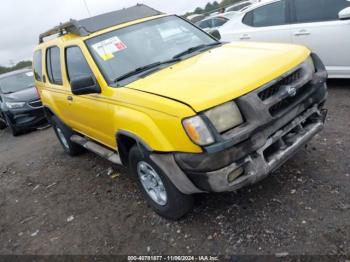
xmin=33 ymin=4 xmax=328 ymax=219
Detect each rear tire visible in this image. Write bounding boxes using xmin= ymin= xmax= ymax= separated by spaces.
xmin=128 ymin=145 xmax=194 ymax=220
xmin=51 ymin=116 xmax=85 ymax=156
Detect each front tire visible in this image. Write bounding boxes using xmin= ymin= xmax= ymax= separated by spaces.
xmin=51 ymin=116 xmax=85 ymax=156
xmin=0 ymin=117 xmax=7 ymax=130
xmin=3 ymin=114 xmax=20 ymax=136
xmin=128 ymin=145 xmax=194 ymax=220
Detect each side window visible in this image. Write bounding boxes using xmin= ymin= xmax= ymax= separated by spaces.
xmin=33 ymin=50 xmax=42 ymax=81
xmin=46 ymin=46 xmax=63 ymax=85
xmin=65 ymin=46 xmax=93 ymax=81
xmin=243 ymin=1 xmax=287 ymax=27
xmin=198 ymin=20 xmax=211 ymax=29
xmin=213 ymin=18 xmax=228 ymax=27
xmin=294 ymin=0 xmax=350 ymax=23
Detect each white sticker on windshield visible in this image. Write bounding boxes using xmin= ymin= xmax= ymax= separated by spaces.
xmin=26 ymin=72 xmax=34 ymax=77
xmin=92 ymin=36 xmax=127 ymax=61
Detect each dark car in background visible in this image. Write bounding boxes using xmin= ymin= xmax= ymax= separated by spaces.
xmin=0 ymin=68 xmax=47 ymax=136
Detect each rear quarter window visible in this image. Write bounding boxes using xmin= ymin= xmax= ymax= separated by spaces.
xmin=33 ymin=50 xmax=43 ymax=81
xmin=46 ymin=46 xmax=63 ymax=85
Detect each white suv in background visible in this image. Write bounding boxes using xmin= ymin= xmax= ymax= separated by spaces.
xmin=219 ymin=0 xmax=350 ymax=78
xmin=225 ymin=1 xmax=254 ymax=12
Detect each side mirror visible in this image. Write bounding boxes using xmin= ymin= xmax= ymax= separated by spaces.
xmin=70 ymin=75 xmax=101 ymax=95
xmin=339 ymin=7 xmax=350 ymax=20
xmin=209 ymin=29 xmax=221 ymax=40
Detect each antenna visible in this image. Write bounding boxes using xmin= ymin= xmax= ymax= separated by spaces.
xmin=82 ymin=0 xmax=92 ymax=17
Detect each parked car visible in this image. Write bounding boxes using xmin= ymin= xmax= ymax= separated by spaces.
xmin=219 ymin=0 xmax=350 ymax=78
xmin=222 ymin=11 xmax=243 ymax=20
xmin=225 ymin=1 xmax=254 ymax=12
xmin=34 ymin=4 xmax=327 ymax=219
xmin=196 ymin=15 xmax=229 ymax=30
xmin=0 ymin=69 xmax=47 ymax=136
xmin=186 ymin=14 xmax=207 ymax=24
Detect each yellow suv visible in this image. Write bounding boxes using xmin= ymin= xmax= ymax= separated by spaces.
xmin=34 ymin=4 xmax=328 ymax=219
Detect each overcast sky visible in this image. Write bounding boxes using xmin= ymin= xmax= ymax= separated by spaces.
xmin=0 ymin=0 xmax=210 ymax=66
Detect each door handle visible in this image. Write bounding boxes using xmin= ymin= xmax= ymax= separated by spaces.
xmin=294 ymin=29 xmax=310 ymax=36
xmin=240 ymin=33 xmax=251 ymax=40
xmin=67 ymin=96 xmax=73 ymax=102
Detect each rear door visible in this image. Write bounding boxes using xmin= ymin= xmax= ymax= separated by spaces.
xmin=44 ymin=46 xmax=73 ymax=123
xmin=290 ymin=0 xmax=350 ymax=77
xmin=237 ymin=0 xmax=293 ymax=42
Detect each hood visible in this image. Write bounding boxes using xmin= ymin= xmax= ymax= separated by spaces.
xmin=2 ymin=86 xmax=38 ymax=102
xmin=127 ymin=42 xmax=310 ymax=112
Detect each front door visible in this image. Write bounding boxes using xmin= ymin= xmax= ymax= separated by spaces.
xmin=64 ymin=45 xmax=115 ymax=148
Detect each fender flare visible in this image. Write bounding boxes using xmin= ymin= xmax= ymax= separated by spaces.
xmin=42 ymin=106 xmax=56 ymax=123
xmin=116 ymin=130 xmax=202 ymax=194
xmin=116 ymin=130 xmax=153 ymax=165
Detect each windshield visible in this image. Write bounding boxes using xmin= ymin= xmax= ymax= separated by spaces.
xmin=0 ymin=71 xmax=34 ymax=94
xmin=86 ymin=16 xmax=217 ymax=85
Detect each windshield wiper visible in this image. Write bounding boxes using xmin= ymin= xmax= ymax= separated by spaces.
xmin=173 ymin=42 xmax=222 ymax=59
xmin=114 ymin=57 xmax=182 ymax=84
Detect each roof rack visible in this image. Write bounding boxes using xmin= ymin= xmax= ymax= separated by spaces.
xmin=39 ymin=4 xmax=163 ymax=43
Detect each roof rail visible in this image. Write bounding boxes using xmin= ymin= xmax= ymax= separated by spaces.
xmin=39 ymin=4 xmax=163 ymax=43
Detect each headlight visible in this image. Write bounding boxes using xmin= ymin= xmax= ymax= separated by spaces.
xmin=182 ymin=116 xmax=214 ymax=146
xmin=204 ymin=101 xmax=243 ymax=133
xmin=305 ymin=56 xmax=315 ymax=73
xmin=182 ymin=101 xmax=243 ymax=146
xmin=5 ymin=101 xmax=26 ymax=109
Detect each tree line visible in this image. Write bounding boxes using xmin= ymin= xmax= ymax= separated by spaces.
xmin=0 ymin=61 xmax=32 ymax=75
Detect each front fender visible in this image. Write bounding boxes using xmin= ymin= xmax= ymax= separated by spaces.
xmin=113 ymin=105 xmax=202 ymax=153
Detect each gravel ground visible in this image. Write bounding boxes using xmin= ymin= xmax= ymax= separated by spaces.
xmin=0 ymin=80 xmax=349 ymax=256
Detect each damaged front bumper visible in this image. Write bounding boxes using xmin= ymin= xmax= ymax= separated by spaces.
xmin=151 ymin=55 xmax=328 ymax=194
xmin=151 ymin=105 xmax=326 ymax=194
xmin=180 ymin=105 xmax=326 ymax=193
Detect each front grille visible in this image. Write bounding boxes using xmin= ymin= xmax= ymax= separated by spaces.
xmin=28 ymin=100 xmax=43 ymax=108
xmin=218 ymin=58 xmax=323 ymax=146
xmin=269 ymin=83 xmax=312 ymax=116
xmin=258 ymin=68 xmax=303 ymax=101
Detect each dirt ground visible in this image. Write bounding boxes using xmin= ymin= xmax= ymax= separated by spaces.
xmin=0 ymin=80 xmax=349 ymax=256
